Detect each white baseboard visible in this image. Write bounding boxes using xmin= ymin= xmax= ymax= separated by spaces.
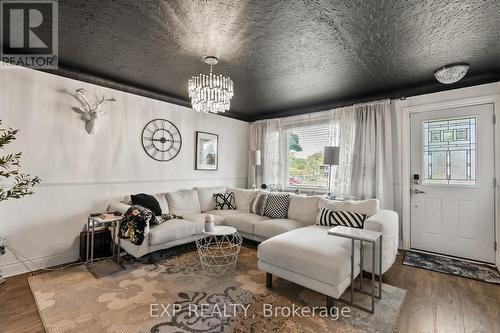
xmin=0 ymin=251 xmax=79 ymax=278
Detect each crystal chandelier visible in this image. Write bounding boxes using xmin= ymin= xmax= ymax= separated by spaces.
xmin=188 ymin=56 xmax=234 ymax=114
xmin=434 ymin=63 xmax=469 ymax=84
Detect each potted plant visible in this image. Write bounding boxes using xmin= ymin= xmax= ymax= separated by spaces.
xmin=0 ymin=120 xmax=40 ymax=284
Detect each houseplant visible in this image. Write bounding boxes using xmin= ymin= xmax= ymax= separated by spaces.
xmin=0 ymin=120 xmax=40 ymax=284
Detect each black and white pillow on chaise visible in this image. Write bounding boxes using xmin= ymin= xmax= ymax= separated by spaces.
xmin=214 ymin=192 xmax=236 ymax=210
xmin=316 ymin=207 xmax=366 ymax=229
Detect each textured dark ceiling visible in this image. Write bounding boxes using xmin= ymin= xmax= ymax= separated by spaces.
xmin=44 ymin=0 xmax=500 ymax=120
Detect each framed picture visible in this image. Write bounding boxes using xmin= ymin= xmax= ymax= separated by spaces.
xmin=195 ymin=131 xmax=218 ymax=170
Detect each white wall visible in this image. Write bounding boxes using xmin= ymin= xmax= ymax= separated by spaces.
xmin=0 ymin=68 xmax=249 ymax=277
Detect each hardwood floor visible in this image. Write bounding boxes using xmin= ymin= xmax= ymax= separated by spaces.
xmin=0 ymin=274 xmax=45 ymax=333
xmin=1 ymin=252 xmax=499 ymax=333
xmin=384 ymin=253 xmax=500 ymax=333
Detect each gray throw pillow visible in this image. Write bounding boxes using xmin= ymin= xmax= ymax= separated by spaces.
xmin=249 ymin=193 xmax=268 ymax=216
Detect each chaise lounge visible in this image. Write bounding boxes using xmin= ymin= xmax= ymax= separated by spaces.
xmin=258 ymin=199 xmax=398 ymax=305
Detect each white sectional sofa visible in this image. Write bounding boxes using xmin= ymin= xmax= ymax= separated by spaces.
xmin=108 ymin=186 xmax=399 ymax=276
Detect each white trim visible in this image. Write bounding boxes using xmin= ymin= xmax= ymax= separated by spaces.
xmin=394 ymin=82 xmax=500 ymax=269
xmin=402 ymin=95 xmax=500 ymax=113
xmin=34 ymin=176 xmax=247 ymax=188
xmin=0 ymin=250 xmax=78 ymax=278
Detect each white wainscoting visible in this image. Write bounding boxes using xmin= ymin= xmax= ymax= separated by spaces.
xmin=0 ymin=68 xmax=250 ymax=277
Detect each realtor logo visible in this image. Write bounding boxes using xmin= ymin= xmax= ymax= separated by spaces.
xmin=1 ymin=0 xmax=58 ymax=68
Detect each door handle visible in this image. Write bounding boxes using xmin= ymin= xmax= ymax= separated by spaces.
xmin=412 ymin=189 xmax=426 ymax=194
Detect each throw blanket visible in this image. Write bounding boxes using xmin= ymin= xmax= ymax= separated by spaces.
xmin=154 ymin=212 xmax=183 ymax=224
xmin=118 ymin=205 xmax=155 ymax=245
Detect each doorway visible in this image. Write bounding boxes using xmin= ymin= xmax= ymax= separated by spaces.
xmin=410 ymin=103 xmax=495 ymax=263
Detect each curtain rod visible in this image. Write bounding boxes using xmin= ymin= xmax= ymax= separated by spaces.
xmin=351 ymin=98 xmax=391 ymax=107
xmin=251 ymin=98 xmax=392 ymax=124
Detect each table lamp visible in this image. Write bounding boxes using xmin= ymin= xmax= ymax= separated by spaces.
xmin=249 ymin=150 xmax=261 ymax=189
xmin=323 ymin=146 xmax=340 ymax=199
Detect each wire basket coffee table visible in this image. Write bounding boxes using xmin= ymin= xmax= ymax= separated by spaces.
xmin=195 ymin=226 xmax=242 ymax=275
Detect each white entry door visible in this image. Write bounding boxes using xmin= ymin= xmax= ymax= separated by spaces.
xmin=410 ymin=103 xmax=496 ymax=263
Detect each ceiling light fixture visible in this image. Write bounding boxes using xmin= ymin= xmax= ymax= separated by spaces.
xmin=434 ymin=63 xmax=469 ymax=84
xmin=188 ymin=56 xmax=234 ymax=114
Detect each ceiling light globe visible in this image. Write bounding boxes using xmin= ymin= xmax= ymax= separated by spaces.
xmin=434 ymin=64 xmax=469 ymax=84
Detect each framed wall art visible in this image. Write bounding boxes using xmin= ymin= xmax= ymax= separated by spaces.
xmin=195 ymin=131 xmax=218 ymax=170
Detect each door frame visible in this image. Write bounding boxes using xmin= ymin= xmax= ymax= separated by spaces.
xmin=396 ymin=84 xmax=500 ymax=267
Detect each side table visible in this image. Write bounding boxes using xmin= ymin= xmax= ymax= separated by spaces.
xmin=86 ymin=215 xmax=124 ymax=278
xmin=328 ymin=225 xmax=382 ymax=313
xmin=195 ymin=226 xmax=242 ymax=275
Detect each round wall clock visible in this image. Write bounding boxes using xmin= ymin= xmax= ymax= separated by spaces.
xmin=141 ymin=119 xmax=182 ymax=161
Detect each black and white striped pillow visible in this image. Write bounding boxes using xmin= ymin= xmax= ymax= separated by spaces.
xmin=316 ymin=207 xmax=366 ymax=228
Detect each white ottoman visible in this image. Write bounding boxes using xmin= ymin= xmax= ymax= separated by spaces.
xmin=257 ymin=225 xmax=361 ymax=304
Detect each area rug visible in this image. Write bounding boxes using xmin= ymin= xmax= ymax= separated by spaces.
xmin=29 ymin=243 xmax=406 ymax=333
xmin=403 ymin=250 xmax=500 ymax=284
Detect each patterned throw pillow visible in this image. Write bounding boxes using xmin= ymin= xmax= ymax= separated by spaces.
xmin=316 ymin=207 xmax=366 ymax=228
xmin=214 ymin=192 xmax=236 ymax=210
xmin=264 ymin=194 xmax=290 ymax=219
xmin=249 ymin=193 xmax=268 ymax=216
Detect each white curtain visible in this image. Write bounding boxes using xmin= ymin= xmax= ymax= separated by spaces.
xmin=390 ymin=101 xmax=404 ymax=244
xmin=248 ymin=118 xmax=288 ymax=189
xmin=262 ymin=118 xmax=287 ymax=188
xmin=248 ymin=100 xmax=393 ymax=208
xmin=248 ymin=121 xmax=265 ymax=188
xmin=350 ymin=100 xmax=394 ymax=209
xmin=328 ymin=108 xmax=356 ymax=197
xmin=249 ymin=108 xmax=356 ymax=197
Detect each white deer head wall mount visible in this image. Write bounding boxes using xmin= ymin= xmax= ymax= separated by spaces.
xmin=73 ymin=88 xmax=116 ymax=134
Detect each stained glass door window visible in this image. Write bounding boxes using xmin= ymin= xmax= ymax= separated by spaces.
xmin=423 ymin=117 xmax=476 ymax=186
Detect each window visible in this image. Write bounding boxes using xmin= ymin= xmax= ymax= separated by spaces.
xmin=286 ymin=122 xmax=337 ymax=189
xmin=423 ymin=117 xmax=476 ymax=186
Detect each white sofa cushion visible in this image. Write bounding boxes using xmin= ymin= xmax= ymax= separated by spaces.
xmin=205 ymin=209 xmax=244 ymax=217
xmin=227 ymin=187 xmax=257 ymax=211
xmin=287 ymin=195 xmax=320 ymax=224
xmin=107 ymin=202 xmax=132 ymax=215
xmin=254 ymin=219 xmax=311 ymax=239
xmin=362 ymin=210 xmax=399 ymax=274
xmin=182 ymin=213 xmax=225 ymax=234
xmin=167 ymin=189 xmax=202 ymax=215
xmin=194 ymin=186 xmax=226 ymax=212
xmin=149 ymin=219 xmax=197 ymax=245
xmin=224 ymin=213 xmax=269 ymax=235
xmin=318 ymin=198 xmax=379 ymax=217
xmin=152 ymin=193 xmax=170 ymax=215
xmin=122 ymin=195 xmax=132 ymax=204
xmin=258 ymin=225 xmax=360 ymax=286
